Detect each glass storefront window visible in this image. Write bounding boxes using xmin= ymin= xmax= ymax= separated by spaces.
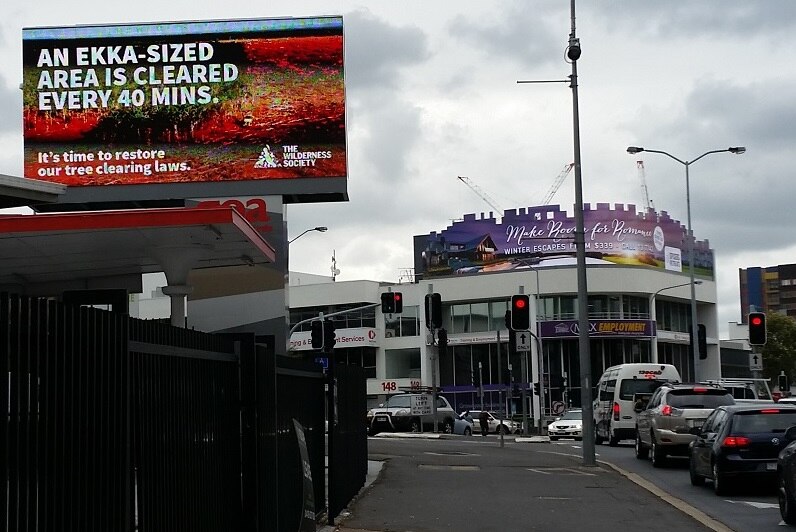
xmin=470 ymin=302 xmax=489 ymax=332
xmin=451 ymin=303 xmax=471 ymax=333
xmin=385 ymin=348 xmax=421 ymax=379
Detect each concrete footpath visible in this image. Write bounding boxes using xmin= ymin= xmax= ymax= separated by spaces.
xmin=319 ymin=434 xmax=730 ymax=532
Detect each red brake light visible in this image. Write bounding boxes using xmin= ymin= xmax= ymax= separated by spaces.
xmin=692 ymin=387 xmax=707 ymax=393
xmin=661 ymin=405 xmax=672 ymax=416
xmin=722 ymin=436 xmax=751 ymax=448
xmin=760 ymin=409 xmax=780 ymax=414
xmin=613 ymin=402 xmax=620 ymax=421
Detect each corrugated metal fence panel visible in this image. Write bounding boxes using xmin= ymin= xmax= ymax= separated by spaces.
xmin=329 ymin=364 xmax=367 ymax=520
xmin=129 ymin=320 xmax=242 ymax=532
xmin=1 ymin=293 xmax=131 ymax=532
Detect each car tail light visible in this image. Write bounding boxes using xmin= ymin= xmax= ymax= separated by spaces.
xmin=760 ymin=409 xmax=780 ymax=414
xmin=692 ymin=387 xmax=707 ymax=393
xmin=661 ymin=405 xmax=672 ymax=416
xmin=722 ymin=435 xmax=751 ymax=448
xmin=613 ymin=402 xmax=620 ymax=421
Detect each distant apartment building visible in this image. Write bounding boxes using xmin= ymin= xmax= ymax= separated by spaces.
xmin=739 ymin=263 xmax=796 ymax=322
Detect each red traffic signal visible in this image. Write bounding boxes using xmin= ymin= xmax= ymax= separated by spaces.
xmin=511 ymin=294 xmax=530 ymax=331
xmin=393 ymin=292 xmax=403 ymax=313
xmin=748 ymin=312 xmax=767 ymax=345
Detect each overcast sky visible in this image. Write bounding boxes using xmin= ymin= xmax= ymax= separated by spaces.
xmin=2 ymin=1 xmax=795 ymax=339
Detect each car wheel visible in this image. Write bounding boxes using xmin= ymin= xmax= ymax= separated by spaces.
xmin=464 ymin=426 xmax=472 ymax=437
xmin=651 ymin=435 xmax=667 ymax=468
xmin=594 ymin=423 xmax=605 ymax=445
xmin=635 ymin=431 xmax=649 ymax=460
xmin=410 ymin=418 xmax=421 ymax=433
xmin=689 ymin=454 xmax=704 ymax=486
xmin=443 ymin=419 xmax=454 ymax=434
xmin=608 ymin=426 xmax=619 ymax=447
xmin=713 ymin=461 xmax=731 ymax=496
xmin=498 ymin=425 xmax=510 ymax=435
xmin=780 ymin=475 xmax=796 ymax=524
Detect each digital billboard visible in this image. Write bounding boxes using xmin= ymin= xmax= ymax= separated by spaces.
xmin=22 ymin=17 xmax=347 ymax=206
xmin=414 ymin=203 xmax=714 ymax=279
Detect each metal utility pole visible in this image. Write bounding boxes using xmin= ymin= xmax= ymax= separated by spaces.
xmin=567 ymin=0 xmax=595 ymax=467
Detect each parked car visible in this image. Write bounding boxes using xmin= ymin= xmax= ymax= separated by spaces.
xmin=548 ymin=409 xmax=583 ymax=441
xmin=366 ymin=393 xmax=457 ymax=435
xmin=635 ymin=383 xmax=735 ymax=466
xmin=777 ymin=425 xmax=796 ymax=524
xmin=454 ymin=412 xmax=474 ymax=436
xmin=467 ymin=410 xmax=520 ymax=434
xmin=689 ymin=404 xmax=796 ymax=495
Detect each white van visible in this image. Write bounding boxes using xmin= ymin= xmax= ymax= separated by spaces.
xmin=593 ymin=363 xmax=681 ymax=446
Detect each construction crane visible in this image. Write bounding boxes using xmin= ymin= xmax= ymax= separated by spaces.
xmin=636 ymin=160 xmax=655 ymax=211
xmin=457 ymin=176 xmax=504 ymax=214
xmin=540 ymin=163 xmax=575 ymax=205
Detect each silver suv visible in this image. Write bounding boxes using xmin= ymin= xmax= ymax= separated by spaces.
xmin=635 ymin=383 xmax=735 ymax=467
xmin=367 ymin=393 xmax=456 ymax=435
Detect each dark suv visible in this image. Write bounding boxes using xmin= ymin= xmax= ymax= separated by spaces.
xmin=635 ymin=383 xmax=734 ymax=467
xmin=689 ymin=404 xmax=796 ymax=495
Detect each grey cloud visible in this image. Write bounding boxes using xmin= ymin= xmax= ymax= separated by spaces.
xmin=0 ymin=78 xmax=21 ymax=136
xmin=587 ymin=1 xmax=796 ymax=38
xmin=447 ymin=3 xmax=563 ymax=68
xmin=343 ymin=8 xmax=430 ymax=90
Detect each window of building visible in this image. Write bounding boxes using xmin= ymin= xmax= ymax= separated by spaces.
xmin=337 ymin=348 xmax=377 ymax=379
xmin=451 ymin=303 xmax=471 ymax=333
xmin=384 ymin=348 xmax=421 ymax=379
xmin=490 ymin=300 xmax=510 ymax=330
xmin=470 ymin=302 xmax=490 ymax=332
xmin=385 ymin=305 xmax=420 ymax=337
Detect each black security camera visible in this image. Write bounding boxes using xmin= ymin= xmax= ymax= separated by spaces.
xmin=567 ymin=38 xmax=581 ymax=61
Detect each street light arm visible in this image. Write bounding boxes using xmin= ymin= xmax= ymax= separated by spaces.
xmin=689 ymin=149 xmax=733 ymax=166
xmin=287 ymin=226 xmax=328 ymax=244
xmin=638 ymin=148 xmax=687 ymax=166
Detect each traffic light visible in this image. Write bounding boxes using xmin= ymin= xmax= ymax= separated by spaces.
xmin=393 ymin=292 xmax=403 ymax=313
xmin=323 ymin=318 xmax=336 ymax=353
xmin=697 ymin=324 xmax=707 ymax=360
xmin=749 ymin=312 xmax=767 ymax=345
xmin=425 ymin=293 xmax=442 ymax=329
xmin=532 ymin=382 xmax=540 ymax=395
xmin=511 ymin=294 xmax=530 ymax=331
xmin=381 ymin=292 xmax=395 ymax=314
xmin=437 ymin=328 xmax=448 ymax=351
xmin=311 ymin=320 xmax=323 ymax=349
xmin=779 ymin=373 xmax=790 ymax=393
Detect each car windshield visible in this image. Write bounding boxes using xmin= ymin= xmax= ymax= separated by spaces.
xmin=559 ymin=411 xmax=582 ymax=420
xmin=731 ymin=411 xmax=796 ymax=433
xmin=386 ymin=395 xmax=411 ymax=408
xmin=668 ymin=390 xmax=735 ymax=409
xmin=619 ymin=379 xmax=667 ymax=400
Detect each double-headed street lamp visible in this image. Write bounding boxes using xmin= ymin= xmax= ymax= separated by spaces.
xmin=287 ymin=226 xmax=328 ymax=244
xmin=627 ymin=146 xmax=745 ymax=380
xmin=649 ymin=280 xmax=702 ymax=365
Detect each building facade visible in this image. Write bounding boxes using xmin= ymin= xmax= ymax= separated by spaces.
xmin=287 ymin=264 xmax=721 ymax=425
xmin=739 ymin=263 xmax=796 ymax=322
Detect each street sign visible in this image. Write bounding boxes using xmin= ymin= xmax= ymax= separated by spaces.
xmin=749 ymin=352 xmax=763 ymax=371
xmin=410 ymin=394 xmax=432 ymax=416
xmin=515 ymin=331 xmax=530 ymax=352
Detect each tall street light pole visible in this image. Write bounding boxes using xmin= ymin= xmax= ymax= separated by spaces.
xmin=627 ymin=146 xmax=745 ymax=380
xmin=649 ymin=280 xmax=702 ymax=363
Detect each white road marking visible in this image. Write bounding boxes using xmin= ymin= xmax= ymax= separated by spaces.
xmin=724 ymin=500 xmax=780 ymax=509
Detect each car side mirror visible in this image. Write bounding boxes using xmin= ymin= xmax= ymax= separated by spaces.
xmin=785 ymin=425 xmax=796 ymax=442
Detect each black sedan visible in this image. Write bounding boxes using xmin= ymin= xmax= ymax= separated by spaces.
xmin=689 ymin=404 xmax=796 ymax=495
xmin=777 ymin=425 xmax=796 ymax=525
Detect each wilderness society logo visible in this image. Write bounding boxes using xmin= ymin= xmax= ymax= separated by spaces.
xmin=254 ymin=144 xmax=333 ymax=169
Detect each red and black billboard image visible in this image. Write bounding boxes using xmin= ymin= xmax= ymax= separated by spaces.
xmin=22 ymin=17 xmax=346 ymax=188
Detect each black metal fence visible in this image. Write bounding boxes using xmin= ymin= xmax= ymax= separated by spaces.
xmin=2 ymin=292 xmax=367 ymax=532
xmin=328 ymin=364 xmax=368 ymax=521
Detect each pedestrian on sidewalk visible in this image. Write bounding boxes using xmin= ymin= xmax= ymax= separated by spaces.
xmin=479 ymin=410 xmax=489 ymax=437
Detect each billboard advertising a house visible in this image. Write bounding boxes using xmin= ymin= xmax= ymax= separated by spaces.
xmin=22 ymin=17 xmax=347 ymax=205
xmin=413 ymin=203 xmax=714 ymax=279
